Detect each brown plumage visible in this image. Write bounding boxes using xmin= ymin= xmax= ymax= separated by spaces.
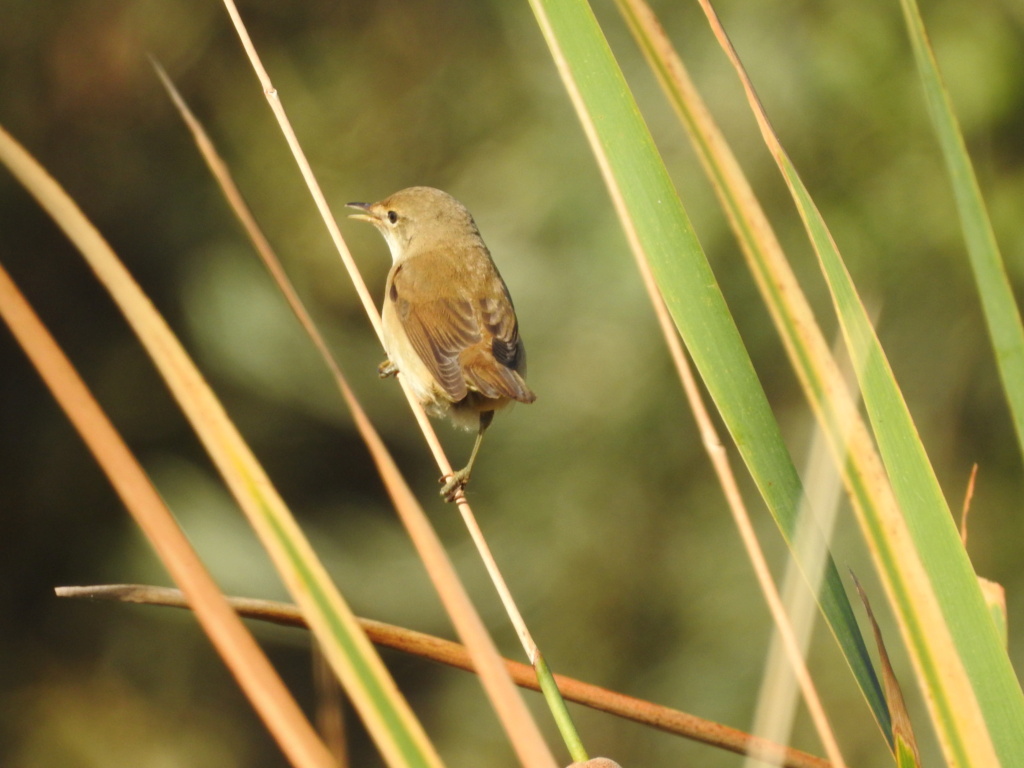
xmin=348 ymin=187 xmax=535 ymax=500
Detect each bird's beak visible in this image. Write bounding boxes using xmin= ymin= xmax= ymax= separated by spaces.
xmin=347 ymin=201 xmax=379 ymax=225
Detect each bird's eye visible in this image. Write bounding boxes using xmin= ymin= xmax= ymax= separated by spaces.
xmin=387 ymin=210 xmax=398 ymax=224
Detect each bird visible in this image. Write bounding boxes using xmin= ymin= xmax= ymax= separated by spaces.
xmin=348 ymin=186 xmax=535 ymax=501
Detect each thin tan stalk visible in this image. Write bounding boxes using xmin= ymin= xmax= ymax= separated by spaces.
xmin=216 ymin=0 xmax=544 ymax=669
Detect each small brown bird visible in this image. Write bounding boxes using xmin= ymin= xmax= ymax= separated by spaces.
xmin=348 ymin=187 xmax=535 ymax=501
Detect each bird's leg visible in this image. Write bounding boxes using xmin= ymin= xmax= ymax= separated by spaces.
xmin=441 ymin=411 xmax=494 ymax=502
xmin=378 ymin=359 xmax=398 ymax=378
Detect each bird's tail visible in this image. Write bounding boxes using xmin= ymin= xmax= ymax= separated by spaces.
xmin=461 ymin=346 xmax=536 ymax=404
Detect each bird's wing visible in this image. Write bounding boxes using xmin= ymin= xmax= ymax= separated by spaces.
xmin=461 ymin=293 xmax=535 ymax=404
xmin=390 ymin=251 xmax=534 ymax=404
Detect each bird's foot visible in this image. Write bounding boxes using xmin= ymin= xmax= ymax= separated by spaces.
xmin=378 ymin=359 xmax=398 ymax=378
xmin=439 ymin=467 xmax=471 ymax=503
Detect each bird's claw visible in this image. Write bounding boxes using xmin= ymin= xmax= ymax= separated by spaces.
xmin=378 ymin=360 xmax=398 ymax=378
xmin=439 ymin=468 xmax=471 ymax=503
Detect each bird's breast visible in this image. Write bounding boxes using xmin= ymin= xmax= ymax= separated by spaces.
xmin=381 ymin=291 xmax=450 ymax=414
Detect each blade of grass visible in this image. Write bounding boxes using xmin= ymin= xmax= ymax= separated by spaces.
xmin=0 ymin=264 xmax=336 ymax=768
xmin=613 ymin=0 xmax=898 ymax=739
xmin=0 ymin=124 xmax=442 ymax=768
xmin=692 ymin=0 xmax=1024 ymax=763
xmin=851 ymin=574 xmax=922 ymax=767
xmin=525 ymin=0 xmax=881 ymax=745
xmin=898 ymin=0 xmax=1024 ymax=464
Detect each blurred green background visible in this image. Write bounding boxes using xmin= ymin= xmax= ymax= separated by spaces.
xmin=2 ymin=0 xmax=1023 ymax=765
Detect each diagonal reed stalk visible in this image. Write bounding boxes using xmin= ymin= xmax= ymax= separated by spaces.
xmin=214 ymin=1 xmax=580 ymax=759
xmin=0 ymin=259 xmax=335 ymax=768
